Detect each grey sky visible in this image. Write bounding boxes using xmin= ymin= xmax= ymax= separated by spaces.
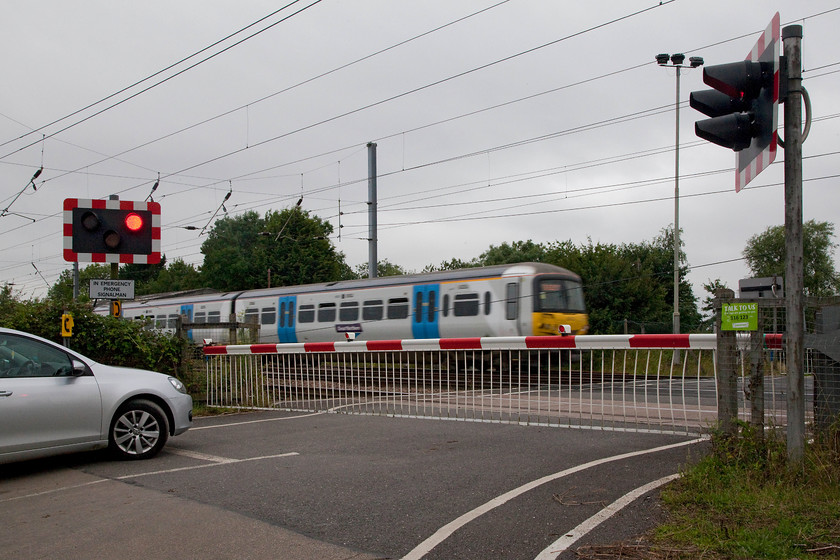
xmin=1 ymin=0 xmax=838 ymax=302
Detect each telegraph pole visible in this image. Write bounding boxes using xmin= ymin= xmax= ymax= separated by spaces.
xmin=367 ymin=142 xmax=378 ymax=279
xmin=783 ymin=24 xmax=804 ymax=463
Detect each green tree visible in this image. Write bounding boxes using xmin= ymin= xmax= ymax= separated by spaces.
xmin=354 ymin=259 xmax=408 ymax=278
xmin=743 ymin=220 xmax=840 ymax=297
xmin=543 ymin=238 xmax=671 ymax=334
xmin=47 ymin=264 xmax=113 ymax=302
xmin=120 ymin=258 xmax=167 ymax=290
xmin=478 ymin=240 xmax=547 ymax=265
xmin=200 ymin=209 xmax=351 ymax=291
xmin=422 ymin=258 xmax=479 ymax=272
xmin=623 ymin=226 xmax=701 ymax=333
xmin=142 ymin=258 xmax=203 ymax=294
xmin=700 ymin=278 xmax=730 ymax=332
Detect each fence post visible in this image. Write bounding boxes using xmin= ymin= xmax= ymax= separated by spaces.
xmin=715 ymin=289 xmax=738 ymax=436
xmin=175 ymin=314 xmax=187 ymax=377
xmin=749 ymin=312 xmax=764 ymax=438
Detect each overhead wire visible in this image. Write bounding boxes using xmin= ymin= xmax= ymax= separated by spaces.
xmin=3 ymin=4 xmax=840 ymax=291
xmin=0 ymin=0 xmax=325 ymax=161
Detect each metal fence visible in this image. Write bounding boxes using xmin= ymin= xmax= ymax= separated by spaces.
xmin=197 ymin=299 xmax=840 ymax=439
xmin=203 ymin=335 xmax=719 ymax=436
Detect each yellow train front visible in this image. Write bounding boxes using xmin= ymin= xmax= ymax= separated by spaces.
xmin=526 ymin=271 xmax=589 ymax=337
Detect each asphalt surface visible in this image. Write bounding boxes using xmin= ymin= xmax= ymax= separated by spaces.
xmin=0 ymin=411 xmax=708 ymax=559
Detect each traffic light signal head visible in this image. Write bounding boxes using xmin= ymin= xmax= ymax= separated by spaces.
xmin=63 ymin=199 xmax=161 ymax=264
xmin=690 ymin=60 xmax=774 ymax=152
xmin=689 ymin=12 xmax=780 ymax=191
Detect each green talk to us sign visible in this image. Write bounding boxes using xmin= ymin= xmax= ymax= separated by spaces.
xmin=721 ymin=302 xmax=758 ymax=331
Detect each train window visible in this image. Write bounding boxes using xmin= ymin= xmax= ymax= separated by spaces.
xmin=155 ymin=316 xmax=166 ymax=329
xmin=429 ymin=290 xmax=437 ymax=322
xmin=288 ymin=301 xmax=295 ymax=327
xmin=299 ymin=304 xmax=315 ymax=324
xmin=536 ymin=279 xmax=586 ymax=312
xmin=453 ymin=293 xmax=479 ymax=317
xmin=279 ymin=302 xmax=286 ymax=327
xmin=484 ymin=292 xmax=492 ymax=316
xmin=208 ymin=311 xmax=221 ymax=323
xmin=506 ymin=283 xmax=518 ymax=320
xmin=340 ymin=301 xmax=359 ymax=321
xmin=261 ymin=307 xmax=276 ymax=325
xmin=564 ymin=281 xmax=586 ymax=312
xmin=363 ymin=300 xmax=383 ymax=321
xmin=414 ymin=295 xmax=423 ymax=323
xmin=194 ymin=312 xmax=206 ymax=324
xmin=244 ymin=308 xmax=259 ymax=324
xmin=442 ymin=294 xmax=449 ymax=317
xmin=318 ymin=303 xmax=336 ymax=323
xmin=167 ymin=314 xmax=179 ymax=329
xmin=387 ymin=298 xmax=409 ymax=320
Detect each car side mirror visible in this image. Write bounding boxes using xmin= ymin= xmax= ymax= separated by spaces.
xmin=72 ymin=360 xmax=87 ymax=377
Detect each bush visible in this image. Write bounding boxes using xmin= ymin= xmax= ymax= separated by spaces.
xmin=0 ymin=298 xmax=185 ymax=377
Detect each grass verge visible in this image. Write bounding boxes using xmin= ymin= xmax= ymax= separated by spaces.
xmin=653 ymin=423 xmax=840 ymax=559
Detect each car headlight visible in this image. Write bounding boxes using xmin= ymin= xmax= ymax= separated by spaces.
xmin=168 ymin=376 xmax=187 ymax=394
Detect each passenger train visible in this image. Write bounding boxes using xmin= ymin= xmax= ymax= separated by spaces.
xmin=96 ymin=263 xmax=588 ymax=344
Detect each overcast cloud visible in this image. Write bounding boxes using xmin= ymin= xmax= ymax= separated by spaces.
xmin=1 ymin=0 xmax=838 ymax=302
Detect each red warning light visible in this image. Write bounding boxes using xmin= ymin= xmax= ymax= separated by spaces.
xmin=125 ymin=212 xmax=144 ymax=232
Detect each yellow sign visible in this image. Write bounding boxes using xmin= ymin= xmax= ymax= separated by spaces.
xmin=61 ymin=313 xmax=74 ymax=337
xmin=111 ymin=300 xmax=122 ymax=318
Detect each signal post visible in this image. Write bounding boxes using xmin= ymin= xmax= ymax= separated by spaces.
xmin=689 ymin=13 xmax=807 ymax=461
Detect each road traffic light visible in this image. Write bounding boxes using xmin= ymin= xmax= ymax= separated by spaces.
xmin=690 ymin=60 xmax=775 ymax=151
xmin=63 ymin=199 xmax=161 ymax=264
xmin=689 ymin=12 xmax=779 ymax=191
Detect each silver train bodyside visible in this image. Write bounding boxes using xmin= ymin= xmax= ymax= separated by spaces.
xmin=96 ymin=263 xmax=588 ymax=343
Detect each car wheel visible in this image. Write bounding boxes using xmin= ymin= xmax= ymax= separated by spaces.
xmin=109 ymin=399 xmax=170 ymax=460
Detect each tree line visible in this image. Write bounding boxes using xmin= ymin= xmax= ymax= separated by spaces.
xmin=35 ymin=208 xmax=840 ymax=335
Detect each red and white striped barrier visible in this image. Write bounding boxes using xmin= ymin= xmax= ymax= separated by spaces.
xmin=203 ymin=334 xmax=718 ymax=356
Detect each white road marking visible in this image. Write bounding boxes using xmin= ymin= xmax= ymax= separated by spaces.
xmin=400 ymin=437 xmax=704 ymax=560
xmin=1 ymin=451 xmax=299 ymax=502
xmin=190 ymin=411 xmax=324 ymax=430
xmin=0 ymin=479 xmax=109 ymax=503
xmin=166 ymin=448 xmax=238 ymax=463
xmin=533 ymin=473 xmax=680 ymax=560
xmin=118 ymin=452 xmax=299 ymax=479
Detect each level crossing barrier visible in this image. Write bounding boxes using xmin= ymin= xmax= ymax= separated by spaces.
xmin=202 ymin=334 xmax=801 ymax=436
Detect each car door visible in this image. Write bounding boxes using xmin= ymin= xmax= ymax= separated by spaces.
xmin=0 ymin=333 xmax=102 ymax=455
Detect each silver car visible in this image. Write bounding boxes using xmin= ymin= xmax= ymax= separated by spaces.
xmin=0 ymin=327 xmax=192 ymax=464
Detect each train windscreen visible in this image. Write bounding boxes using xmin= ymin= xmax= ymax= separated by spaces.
xmin=535 ymin=278 xmax=585 ymax=313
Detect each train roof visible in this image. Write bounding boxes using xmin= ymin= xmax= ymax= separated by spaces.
xmin=110 ymin=262 xmax=580 ymax=308
xmin=240 ymin=262 xmax=580 ymax=298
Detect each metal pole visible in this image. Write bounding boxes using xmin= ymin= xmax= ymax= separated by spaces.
xmin=109 ymin=195 xmax=119 ymax=281
xmin=367 ymin=142 xmax=378 ymax=279
xmin=673 ymin=66 xmax=681 ymax=338
xmin=783 ymin=24 xmax=804 ymax=463
xmin=73 ymin=261 xmax=79 ymax=300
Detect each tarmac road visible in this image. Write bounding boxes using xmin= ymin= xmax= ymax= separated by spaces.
xmin=0 ymin=410 xmax=708 ymax=559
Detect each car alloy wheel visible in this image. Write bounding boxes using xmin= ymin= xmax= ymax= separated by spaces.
xmin=109 ymin=399 xmax=169 ymax=460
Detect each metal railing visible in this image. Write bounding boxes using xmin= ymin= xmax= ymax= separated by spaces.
xmin=203 ymin=335 xmax=735 ymax=435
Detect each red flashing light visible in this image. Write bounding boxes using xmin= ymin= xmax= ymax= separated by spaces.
xmin=125 ymin=212 xmax=143 ymax=232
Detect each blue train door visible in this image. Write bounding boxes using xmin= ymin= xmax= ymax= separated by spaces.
xmin=277 ymin=296 xmax=297 ymax=343
xmin=412 ymin=285 xmax=440 ymax=339
xmin=180 ymin=304 xmax=194 ymax=341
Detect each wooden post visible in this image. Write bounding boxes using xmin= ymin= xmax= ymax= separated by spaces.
xmin=715 ymin=289 xmax=738 ymax=436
